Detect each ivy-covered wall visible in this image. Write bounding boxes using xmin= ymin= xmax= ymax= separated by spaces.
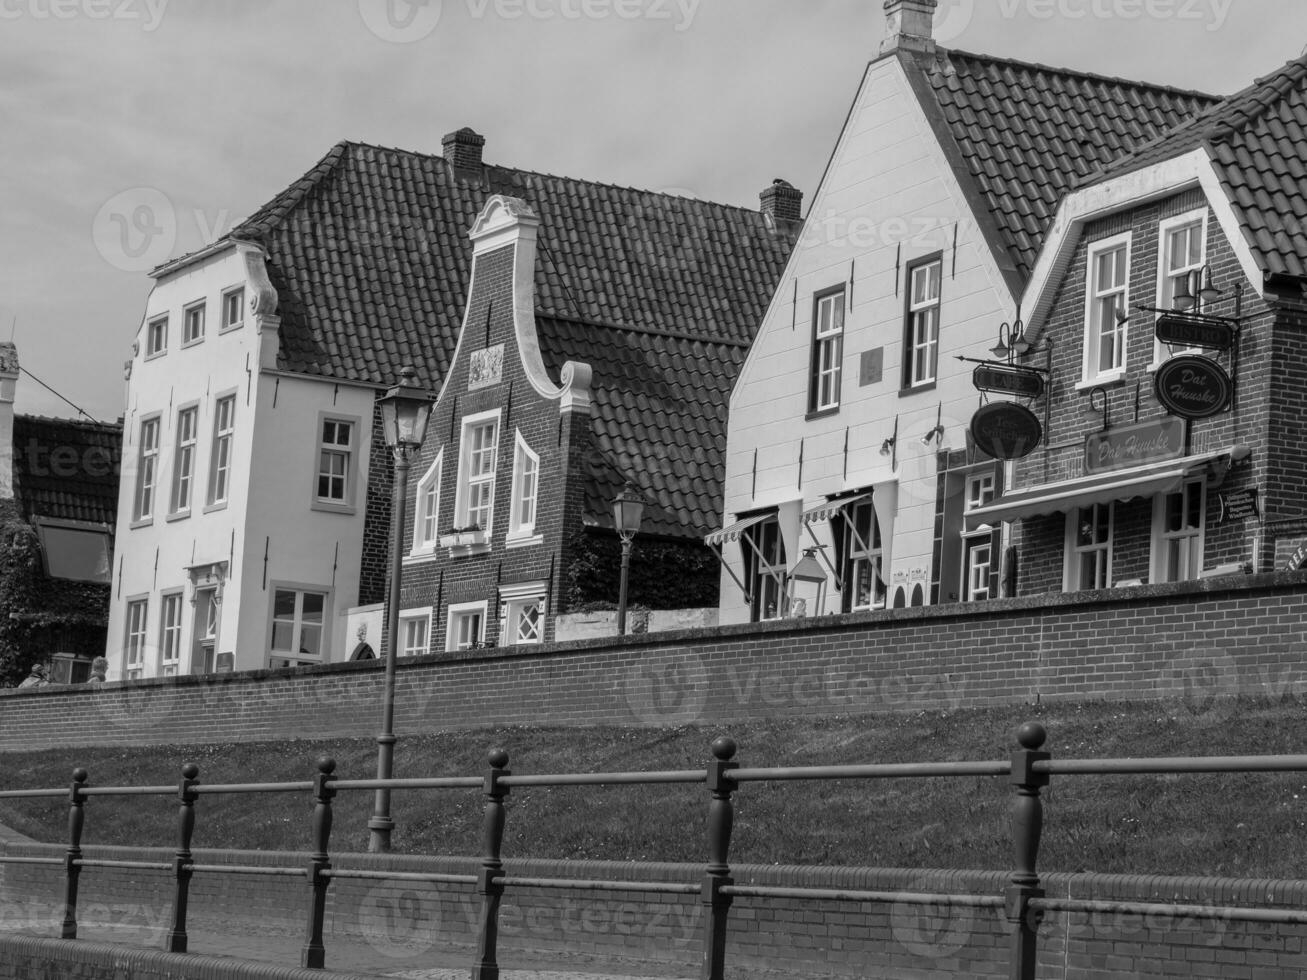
xmin=0 ymin=501 xmax=109 ymax=687
xmin=562 ymin=528 xmax=719 ymax=613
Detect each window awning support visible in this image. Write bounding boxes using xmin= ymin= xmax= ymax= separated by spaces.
xmin=708 ymin=543 xmax=752 ymax=606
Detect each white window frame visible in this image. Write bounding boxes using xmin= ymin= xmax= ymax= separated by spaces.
xmin=159 ymin=591 xmax=184 ymax=676
xmin=453 ymin=409 xmax=501 ymax=545
xmin=182 ymin=300 xmax=206 ymax=347
xmin=313 ymin=413 xmax=359 ymax=513
xmin=169 ymin=404 xmax=199 ymax=517
xmin=507 ymin=430 xmax=541 ymax=544
xmin=399 ymin=608 xmax=433 ymax=657
xmin=1064 ymin=502 xmax=1114 ymax=592
xmin=809 ymin=288 xmax=845 ymax=413
xmin=207 ymin=393 xmax=236 ymax=509
xmin=133 ymin=415 xmax=161 ymax=523
xmin=221 ymin=286 xmax=245 ymax=332
xmin=743 ymin=516 xmax=787 ymax=622
xmin=268 ymin=585 xmax=330 ymax=664
xmin=1151 ymin=479 xmax=1206 ymax=584
xmin=410 ymin=451 xmax=444 ymax=555
xmin=906 ymin=258 xmax=942 ymax=388
xmin=124 ymin=597 xmax=149 ymax=679
xmin=1082 ymin=232 xmax=1132 ymax=385
xmin=145 ymin=316 xmax=168 ymax=359
xmin=1152 ymin=208 xmax=1210 ymax=364
xmin=504 ymin=597 xmax=544 ymax=646
xmin=447 ymin=600 xmax=488 ymax=652
xmin=838 ymin=499 xmax=884 ymax=614
xmin=961 ymin=470 xmax=998 ymax=602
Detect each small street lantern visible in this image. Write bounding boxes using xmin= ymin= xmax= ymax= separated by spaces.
xmin=788 ymin=547 xmax=828 ymax=617
xmin=369 ymin=366 xmax=436 ymax=854
xmin=612 ymin=483 xmax=645 ymax=635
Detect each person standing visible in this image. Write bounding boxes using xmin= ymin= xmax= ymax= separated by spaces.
xmin=17 ymin=664 xmax=48 ymax=689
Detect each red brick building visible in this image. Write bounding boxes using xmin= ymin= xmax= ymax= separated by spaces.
xmin=968 ymin=55 xmax=1307 ymax=592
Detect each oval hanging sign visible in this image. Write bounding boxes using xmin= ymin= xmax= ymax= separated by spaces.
xmin=969 ymin=402 xmax=1043 ymax=461
xmin=1154 ymin=355 xmax=1232 ymax=420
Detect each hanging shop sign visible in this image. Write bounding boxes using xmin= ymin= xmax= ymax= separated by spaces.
xmin=969 ymin=402 xmax=1042 ymax=461
xmin=1154 ymin=355 xmax=1232 ymax=420
xmin=1154 ymin=314 xmax=1236 ymax=352
xmin=972 ymin=363 xmax=1045 ymax=399
xmin=1218 ymin=488 xmax=1259 ymax=523
xmin=1084 ymin=417 xmax=1185 ymax=475
xmin=1287 ymin=541 xmax=1307 ymax=572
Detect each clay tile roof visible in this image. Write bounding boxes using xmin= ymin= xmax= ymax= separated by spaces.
xmin=12 ymin=415 xmax=122 ymax=526
xmin=1086 ymin=54 xmax=1307 ymax=281
xmin=906 ymin=48 xmax=1219 ymax=287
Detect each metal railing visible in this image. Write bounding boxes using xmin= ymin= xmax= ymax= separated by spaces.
xmin=2 ymin=722 xmax=1307 ymax=978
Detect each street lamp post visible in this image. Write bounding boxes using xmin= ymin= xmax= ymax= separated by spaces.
xmin=612 ymin=483 xmax=645 ymax=636
xmin=368 ymin=367 xmax=436 ymax=854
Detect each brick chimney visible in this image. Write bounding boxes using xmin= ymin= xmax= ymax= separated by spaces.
xmin=880 ymin=0 xmax=937 ymax=55
xmin=760 ymin=179 xmax=803 ymax=225
xmin=442 ymin=127 xmax=486 ymax=182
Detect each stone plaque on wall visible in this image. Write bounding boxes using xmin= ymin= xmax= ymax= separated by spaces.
xmin=469 ymin=344 xmax=504 ymax=390
xmin=859 ymin=348 xmax=883 ymax=386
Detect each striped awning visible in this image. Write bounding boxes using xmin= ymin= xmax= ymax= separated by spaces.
xmin=802 ymin=492 xmax=873 ymax=525
xmin=964 ymin=448 xmax=1235 ymax=531
xmin=704 ymin=512 xmax=772 ymax=547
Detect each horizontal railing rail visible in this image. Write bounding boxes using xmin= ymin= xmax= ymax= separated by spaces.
xmin=2 ymin=723 xmax=1306 ymax=979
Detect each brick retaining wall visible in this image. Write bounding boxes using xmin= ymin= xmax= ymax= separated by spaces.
xmin=3 ymin=843 xmax=1306 ymax=978
xmin=3 ymin=572 xmax=1307 ymax=750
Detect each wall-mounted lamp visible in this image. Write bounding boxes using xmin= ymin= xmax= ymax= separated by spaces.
xmin=1173 ymin=265 xmax=1223 ymax=312
xmin=1086 ymin=385 xmax=1111 ymax=432
xmin=879 ymin=436 xmax=896 ymax=456
xmin=879 ymin=415 xmax=899 ymax=467
xmin=920 ymin=402 xmax=945 ymax=446
xmin=990 ymin=316 xmax=1031 ymax=364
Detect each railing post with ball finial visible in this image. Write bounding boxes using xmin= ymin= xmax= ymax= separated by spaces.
xmin=701 ymin=736 xmax=738 ymax=980
xmin=473 ymin=748 xmax=510 ymax=980
xmin=60 ymin=768 xmax=88 ymax=940
xmin=165 ymin=763 xmax=200 ymax=953
xmin=1007 ymin=722 xmax=1050 ymax=980
xmin=302 ymin=757 xmax=337 ymax=969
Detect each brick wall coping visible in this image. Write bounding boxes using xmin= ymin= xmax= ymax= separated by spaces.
xmin=6 ymin=842 xmax=1306 ymax=909
xmin=0 ymin=935 xmax=378 ymax=980
xmin=9 ymin=569 xmax=1305 ymax=700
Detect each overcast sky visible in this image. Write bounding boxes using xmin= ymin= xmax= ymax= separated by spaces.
xmin=3 ymin=0 xmax=1305 ymax=422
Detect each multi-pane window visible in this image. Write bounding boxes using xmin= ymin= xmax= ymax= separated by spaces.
xmin=146 ymin=316 xmax=167 ymax=357
xmin=183 ymin=302 xmax=205 ymax=345
xmin=905 ymin=259 xmax=942 ymax=387
xmin=400 ymin=615 xmax=430 ymax=657
xmin=1070 ymin=502 xmax=1113 ymax=591
xmin=124 ymin=599 xmax=148 ymax=679
xmin=506 ymin=598 xmax=543 ymax=645
xmin=270 ymin=589 xmax=326 ymax=660
xmin=962 ymin=471 xmax=997 ymax=602
xmin=1085 ymin=235 xmax=1130 ymax=380
xmin=808 ymin=289 xmax=845 ymax=413
xmin=413 ymin=453 xmax=443 ymax=551
xmin=510 ymin=433 xmax=539 ymax=538
xmin=170 ymin=407 xmax=198 ymax=515
xmin=208 ymin=395 xmax=235 ymax=506
xmin=222 ymin=287 xmax=244 ymax=330
xmin=1156 ymin=480 xmax=1205 ymax=583
xmin=317 ymin=419 xmax=353 ymax=503
xmin=459 ymin=416 xmax=499 ymax=532
xmin=448 ymin=603 xmax=486 ymax=652
xmin=133 ymin=417 xmax=160 ymax=521
xmin=159 ymin=592 xmax=183 ymax=676
xmin=1156 ymin=211 xmax=1208 ymax=358
xmin=839 ymin=499 xmax=884 ymax=613
xmin=744 ymin=517 xmax=786 ymax=622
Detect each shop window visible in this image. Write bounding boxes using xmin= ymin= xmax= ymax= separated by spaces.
xmin=904 ymin=257 xmax=942 ymax=389
xmin=1066 ymin=502 xmax=1113 ymax=591
xmin=808 ymin=288 xmax=845 ymax=414
xmin=835 ymin=499 xmax=884 ymax=613
xmin=743 ymin=517 xmax=786 ymax=621
xmin=1153 ymin=480 xmax=1205 ymax=583
xmin=270 ymin=588 xmax=326 ymax=663
xmin=1083 ymin=233 xmax=1131 ymax=383
xmin=447 ymin=600 xmax=487 ymax=651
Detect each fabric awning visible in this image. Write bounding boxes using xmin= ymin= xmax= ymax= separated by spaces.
xmin=704 ymin=512 xmax=772 ymax=547
xmin=802 ymin=492 xmax=873 ymax=525
xmin=965 ymin=449 xmax=1235 ymax=531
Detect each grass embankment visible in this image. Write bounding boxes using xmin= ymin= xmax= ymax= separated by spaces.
xmin=1 ymin=699 xmax=1305 ymax=878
